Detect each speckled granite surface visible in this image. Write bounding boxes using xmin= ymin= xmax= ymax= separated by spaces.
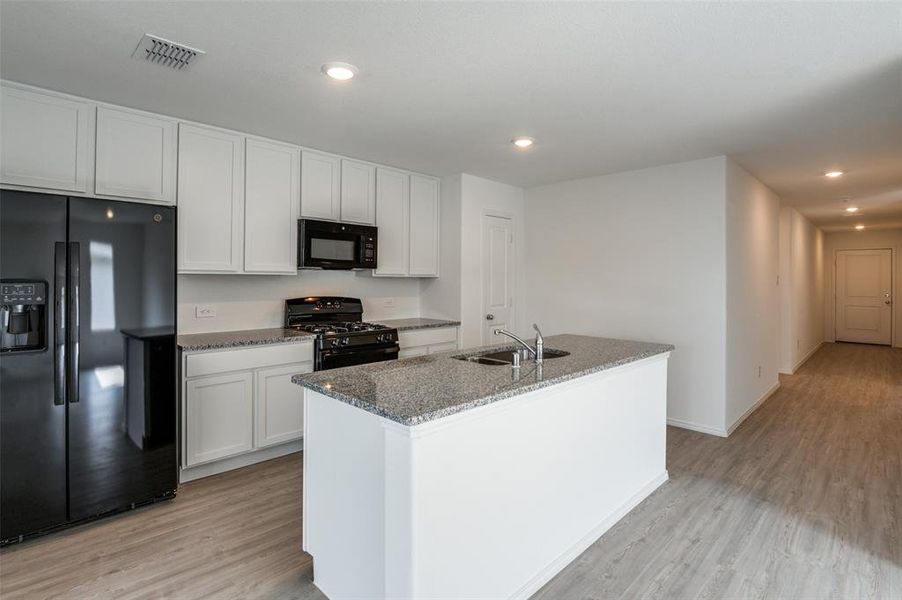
xmin=375 ymin=317 xmax=461 ymax=331
xmin=178 ymin=328 xmax=315 ymax=352
xmin=292 ymin=334 xmax=673 ymax=426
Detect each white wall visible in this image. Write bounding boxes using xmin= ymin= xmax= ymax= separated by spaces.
xmin=178 ymin=272 xmax=421 ymax=333
xmin=823 ymin=228 xmax=902 ymax=348
xmin=724 ymin=160 xmax=781 ymax=431
xmin=459 ymin=174 xmax=525 ymax=348
xmin=422 ymin=174 xmax=526 ymax=349
xmin=791 ymin=209 xmax=825 ymax=368
xmin=522 ymin=157 xmax=728 ymax=434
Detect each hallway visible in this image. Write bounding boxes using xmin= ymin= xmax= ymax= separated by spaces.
xmin=536 ymin=341 xmax=902 ymax=598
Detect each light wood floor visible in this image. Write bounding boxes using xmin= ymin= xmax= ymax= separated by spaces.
xmin=536 ymin=342 xmax=902 ymax=599
xmin=2 ymin=342 xmax=899 ymax=599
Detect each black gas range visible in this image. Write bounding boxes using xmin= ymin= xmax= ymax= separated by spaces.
xmin=285 ymin=296 xmax=399 ymax=371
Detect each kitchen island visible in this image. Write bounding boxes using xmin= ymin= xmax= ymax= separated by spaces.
xmin=292 ymin=334 xmax=672 ymax=599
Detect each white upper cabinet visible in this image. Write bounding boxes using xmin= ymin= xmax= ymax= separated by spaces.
xmin=374 ymin=168 xmax=410 ymax=276
xmin=300 ymin=151 xmax=341 ymax=221
xmin=244 ymin=138 xmax=300 ymax=274
xmin=95 ymin=106 xmax=176 ymax=204
xmin=1 ymin=84 xmax=94 ymax=193
xmin=177 ymin=123 xmax=245 ymax=273
xmin=340 ymin=159 xmax=376 ymax=225
xmin=409 ymin=174 xmax=440 ymax=276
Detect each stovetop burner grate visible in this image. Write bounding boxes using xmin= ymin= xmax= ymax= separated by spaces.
xmin=290 ymin=321 xmax=392 ymax=336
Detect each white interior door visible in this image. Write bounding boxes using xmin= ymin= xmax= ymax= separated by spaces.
xmin=835 ymin=248 xmax=893 ymax=345
xmin=482 ymin=214 xmax=514 ymax=345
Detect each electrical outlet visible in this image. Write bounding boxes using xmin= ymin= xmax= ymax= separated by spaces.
xmin=195 ymin=304 xmax=216 ymax=319
xmin=383 ymin=298 xmax=396 ymax=309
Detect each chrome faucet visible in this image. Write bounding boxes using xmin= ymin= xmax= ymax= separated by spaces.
xmin=494 ymin=324 xmax=545 ymax=364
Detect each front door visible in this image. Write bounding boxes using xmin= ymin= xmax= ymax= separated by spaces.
xmin=835 ymin=248 xmax=893 ymax=345
xmin=482 ymin=215 xmax=514 ymax=345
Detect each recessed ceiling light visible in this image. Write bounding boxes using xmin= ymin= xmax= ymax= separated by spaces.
xmin=845 ymin=206 xmax=859 ymax=213
xmin=855 ymin=224 xmax=865 ymax=230
xmin=825 ymin=171 xmax=843 ymax=178
xmin=322 ymin=62 xmax=358 ymax=81
xmin=512 ymin=137 xmax=535 ymax=149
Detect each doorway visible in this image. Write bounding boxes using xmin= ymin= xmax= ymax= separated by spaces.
xmin=481 ymin=214 xmax=514 ymax=345
xmin=835 ymin=248 xmax=893 ymax=345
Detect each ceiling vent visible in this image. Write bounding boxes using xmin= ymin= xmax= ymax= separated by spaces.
xmin=132 ymin=34 xmax=205 ymax=71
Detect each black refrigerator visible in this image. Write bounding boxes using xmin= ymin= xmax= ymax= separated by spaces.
xmin=0 ymin=190 xmax=177 ymax=544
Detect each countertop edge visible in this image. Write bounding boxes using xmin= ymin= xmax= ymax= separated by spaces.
xmin=293 ymin=345 xmax=673 ymax=426
xmin=375 ymin=318 xmax=462 ymax=332
xmin=177 ymin=330 xmax=315 ymax=353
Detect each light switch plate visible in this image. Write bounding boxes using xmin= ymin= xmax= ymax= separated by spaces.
xmin=383 ymin=298 xmax=396 ymax=308
xmin=195 ymin=304 xmax=216 ymax=318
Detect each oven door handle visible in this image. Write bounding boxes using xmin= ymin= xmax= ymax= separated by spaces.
xmin=319 ymin=345 xmax=399 ymax=359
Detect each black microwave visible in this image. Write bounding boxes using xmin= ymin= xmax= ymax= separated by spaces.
xmin=298 ymin=219 xmax=378 ymax=270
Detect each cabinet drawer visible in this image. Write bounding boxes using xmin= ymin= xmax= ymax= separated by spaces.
xmin=185 ymin=341 xmax=313 ymax=378
xmin=398 ymin=327 xmax=457 ymax=349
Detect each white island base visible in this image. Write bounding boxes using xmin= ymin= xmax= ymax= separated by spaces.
xmin=303 ymin=353 xmax=669 ymax=599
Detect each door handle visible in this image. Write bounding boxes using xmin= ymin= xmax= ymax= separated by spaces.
xmin=67 ymin=242 xmax=80 ymax=404
xmin=485 ymin=314 xmax=495 ymax=320
xmin=53 ymin=242 xmax=66 ymax=406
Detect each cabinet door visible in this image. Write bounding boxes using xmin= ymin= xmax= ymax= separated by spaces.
xmin=300 ymin=151 xmax=340 ymax=221
xmin=185 ymin=372 xmax=254 ymax=466
xmin=245 ymin=138 xmax=300 ymax=273
xmin=1 ymin=85 xmax=93 ymax=193
xmin=95 ymin=106 xmax=177 ymax=204
xmin=409 ymin=175 xmax=440 ymax=276
xmin=374 ymin=168 xmax=409 ymax=276
xmin=177 ymin=124 xmax=244 ymax=272
xmin=340 ymin=159 xmax=376 ymax=225
xmin=256 ymin=362 xmax=312 ymax=448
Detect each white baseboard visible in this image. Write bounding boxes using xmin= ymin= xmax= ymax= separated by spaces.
xmin=780 ymin=341 xmax=824 ymax=375
xmin=666 ymin=418 xmax=728 ymax=438
xmin=179 ymin=439 xmax=303 ymax=483
xmin=511 ymin=470 xmax=670 ymax=600
xmin=726 ymin=380 xmax=781 ymax=436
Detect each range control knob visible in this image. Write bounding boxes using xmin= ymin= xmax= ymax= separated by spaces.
xmin=342 ymin=337 xmax=351 ymax=346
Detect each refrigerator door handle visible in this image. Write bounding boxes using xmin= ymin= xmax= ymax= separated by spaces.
xmin=67 ymin=242 xmax=80 ymax=404
xmin=53 ymin=242 xmax=67 ymax=406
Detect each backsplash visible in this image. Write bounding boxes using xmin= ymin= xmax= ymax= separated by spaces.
xmin=177 ymin=272 xmax=421 ymax=333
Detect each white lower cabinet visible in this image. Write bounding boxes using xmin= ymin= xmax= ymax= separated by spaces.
xmin=256 ymin=364 xmax=307 ymax=447
xmin=184 ymin=372 xmax=254 ymax=467
xmin=398 ymin=327 xmax=459 ymax=358
xmin=181 ymin=341 xmax=313 ymax=478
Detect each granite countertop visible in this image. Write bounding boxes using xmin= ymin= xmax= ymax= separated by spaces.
xmin=292 ymin=334 xmax=673 ymax=426
xmin=374 ymin=317 xmax=461 ymax=331
xmin=177 ymin=328 xmax=315 ymax=352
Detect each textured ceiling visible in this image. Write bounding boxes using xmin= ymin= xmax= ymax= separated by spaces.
xmin=1 ymin=1 xmax=900 ymax=231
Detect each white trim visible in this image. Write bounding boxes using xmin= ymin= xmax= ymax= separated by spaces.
xmin=666 ymin=417 xmax=728 ymax=438
xmin=726 ymin=380 xmax=781 ymax=435
xmin=779 ymin=341 xmax=823 ymax=375
xmin=510 ymin=470 xmax=669 ymax=600
xmin=179 ymin=440 xmax=302 ymax=483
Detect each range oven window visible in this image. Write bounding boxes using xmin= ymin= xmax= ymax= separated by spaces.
xmin=311 ymin=237 xmax=355 ymax=262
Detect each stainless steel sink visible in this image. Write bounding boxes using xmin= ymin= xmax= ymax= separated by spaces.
xmin=454 ymin=348 xmax=570 ymax=366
